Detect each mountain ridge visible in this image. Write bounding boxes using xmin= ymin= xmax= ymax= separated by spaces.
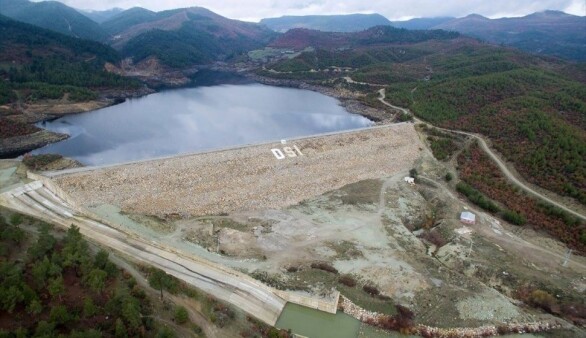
xmin=0 ymin=0 xmax=108 ymax=41
xmin=433 ymin=10 xmax=586 ymax=60
xmin=391 ymin=17 xmax=455 ymax=30
xmin=269 ymin=25 xmax=460 ymax=50
xmin=260 ymin=13 xmax=392 ymax=32
xmin=78 ymin=7 xmax=124 ymax=24
xmin=106 ymin=6 xmax=277 ymax=68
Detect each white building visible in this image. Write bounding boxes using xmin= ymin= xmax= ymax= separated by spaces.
xmin=460 ymin=211 xmax=476 ymax=225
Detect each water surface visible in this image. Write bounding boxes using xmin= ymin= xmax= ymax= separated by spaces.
xmin=34 ymin=82 xmax=372 ymax=166
xmin=276 ymin=303 xmax=361 ymax=338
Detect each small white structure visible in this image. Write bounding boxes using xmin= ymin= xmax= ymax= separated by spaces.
xmin=404 ymin=177 xmax=415 ymax=185
xmin=460 ymin=211 xmax=476 ymax=225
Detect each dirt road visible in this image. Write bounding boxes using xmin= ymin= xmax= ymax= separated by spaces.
xmin=107 ymin=254 xmax=232 ymax=338
xmin=417 ymin=176 xmax=586 ymax=272
xmin=0 ymin=181 xmax=288 ymax=326
xmin=377 ymin=89 xmax=586 ymax=222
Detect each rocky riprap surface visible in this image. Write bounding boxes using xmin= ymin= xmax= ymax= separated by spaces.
xmin=340 ymin=296 xmax=561 ymax=337
xmin=54 ymin=124 xmax=421 ymax=217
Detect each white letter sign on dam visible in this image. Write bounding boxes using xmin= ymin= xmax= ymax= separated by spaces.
xmin=271 ymin=145 xmax=303 ymax=160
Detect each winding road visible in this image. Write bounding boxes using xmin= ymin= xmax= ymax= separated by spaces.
xmin=377 ymin=88 xmax=586 ymax=222
xmin=0 ymin=179 xmax=322 ymax=326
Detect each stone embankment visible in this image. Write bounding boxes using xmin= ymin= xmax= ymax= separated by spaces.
xmin=53 ymin=124 xmax=421 ymax=218
xmin=415 ymin=322 xmax=561 ymax=337
xmin=339 ymin=296 xmax=561 ymax=337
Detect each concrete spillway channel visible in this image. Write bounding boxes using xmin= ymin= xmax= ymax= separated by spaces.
xmin=0 ymin=179 xmax=338 ymax=326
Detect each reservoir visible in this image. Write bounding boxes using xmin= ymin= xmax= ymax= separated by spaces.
xmin=33 ymin=80 xmax=373 ymax=166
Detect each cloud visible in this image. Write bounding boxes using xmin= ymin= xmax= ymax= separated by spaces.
xmin=59 ymin=0 xmax=585 ymax=21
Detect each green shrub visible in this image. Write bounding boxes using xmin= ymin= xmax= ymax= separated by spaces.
xmin=338 ymin=275 xmax=357 ymax=287
xmin=396 ymin=112 xmax=413 ymax=122
xmin=155 ymin=326 xmax=176 ymax=338
xmin=22 ymin=154 xmax=63 ymax=170
xmin=429 ymin=137 xmax=458 ymax=161
xmin=503 ymin=209 xmax=526 ymax=225
xmin=363 ymin=284 xmax=380 ymax=296
xmin=9 ymin=214 xmax=23 ymax=226
xmin=456 ymin=182 xmax=500 ymax=213
xmin=310 ymin=262 xmax=338 ymax=274
xmin=174 ymin=306 xmax=189 ymax=324
xmin=409 ymin=168 xmax=418 ymax=178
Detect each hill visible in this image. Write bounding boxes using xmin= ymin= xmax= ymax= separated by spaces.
xmin=259 ymin=13 xmax=392 ymax=32
xmin=0 ymin=14 xmax=140 ymax=154
xmin=0 ymin=0 xmax=108 ymax=41
xmin=433 ymin=11 xmax=586 ymax=61
xmin=391 ymin=17 xmax=454 ymax=30
xmin=269 ymin=25 xmax=459 ymax=50
xmin=262 ymin=30 xmax=586 ymax=209
xmin=0 ymin=14 xmax=136 ymax=103
xmin=78 ymin=7 xmax=124 ymax=24
xmin=100 ymin=7 xmax=157 ymax=36
xmin=104 ymin=7 xmax=276 ymax=68
xmin=0 ymin=215 xmax=165 ymax=336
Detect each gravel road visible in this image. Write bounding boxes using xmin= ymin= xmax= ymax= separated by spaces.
xmin=378 ymin=89 xmax=586 ymax=221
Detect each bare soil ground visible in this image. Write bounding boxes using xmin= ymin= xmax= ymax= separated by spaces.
xmin=78 ymin=147 xmax=585 ymax=333
xmin=19 ymin=123 xmax=585 ymax=335
xmin=25 ymin=100 xmax=112 ymax=116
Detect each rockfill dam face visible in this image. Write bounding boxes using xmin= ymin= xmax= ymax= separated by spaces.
xmin=52 ymin=124 xmax=422 ymax=217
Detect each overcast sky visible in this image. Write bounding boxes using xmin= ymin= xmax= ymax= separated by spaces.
xmin=56 ymin=0 xmax=586 ymax=22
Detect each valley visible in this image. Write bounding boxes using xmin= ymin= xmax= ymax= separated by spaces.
xmin=2 ymin=122 xmax=584 ymax=337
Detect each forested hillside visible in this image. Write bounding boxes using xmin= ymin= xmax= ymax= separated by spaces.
xmin=0 ymin=0 xmax=107 ymax=41
xmin=0 ymin=15 xmax=138 ymax=105
xmin=0 ymin=213 xmax=162 ymax=336
xmin=264 ymin=32 xmax=586 ymax=207
xmin=103 ymin=7 xmax=277 ymax=68
xmin=458 ymin=143 xmax=585 ymax=252
xmin=100 ymin=7 xmax=157 ymax=36
xmin=270 ymin=26 xmax=459 ymax=50
xmin=434 ymin=11 xmax=586 ymax=61
xmin=383 ymin=46 xmax=586 ymax=205
xmin=120 ymin=16 xmax=274 ymax=68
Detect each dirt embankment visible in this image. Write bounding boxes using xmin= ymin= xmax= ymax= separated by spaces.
xmin=0 ymin=130 xmax=68 ymax=158
xmin=105 ymin=57 xmax=198 ymax=88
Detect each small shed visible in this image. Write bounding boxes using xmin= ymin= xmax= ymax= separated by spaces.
xmin=460 ymin=211 xmax=476 ymax=225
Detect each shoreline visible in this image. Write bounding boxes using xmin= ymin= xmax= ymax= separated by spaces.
xmin=0 ymin=86 xmax=154 ymax=158
xmin=245 ymin=72 xmax=395 ymax=123
xmin=339 ymin=296 xmax=563 ymax=337
xmin=1 ymin=69 xmax=390 ymax=159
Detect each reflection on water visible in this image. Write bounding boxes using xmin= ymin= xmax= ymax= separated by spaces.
xmin=34 ymin=83 xmax=372 ymax=166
